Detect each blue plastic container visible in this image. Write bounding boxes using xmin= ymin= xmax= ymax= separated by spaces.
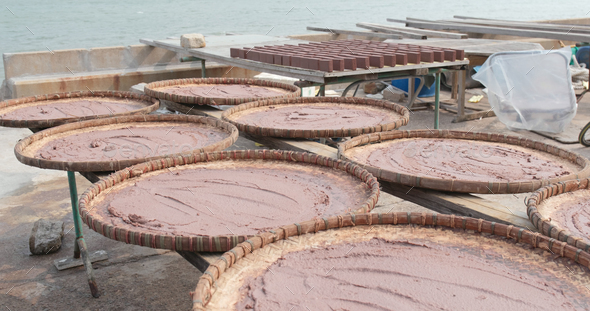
xmin=576 ymin=46 xmax=590 ymax=69
xmin=391 ymin=77 xmax=436 ymax=98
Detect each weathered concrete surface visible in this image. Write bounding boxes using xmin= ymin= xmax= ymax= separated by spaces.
xmin=2 ymin=44 xmax=261 ymax=100
xmin=29 ymin=219 xmax=64 ymax=255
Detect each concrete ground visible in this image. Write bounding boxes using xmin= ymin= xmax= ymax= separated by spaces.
xmin=1 ymin=89 xmax=589 ymax=310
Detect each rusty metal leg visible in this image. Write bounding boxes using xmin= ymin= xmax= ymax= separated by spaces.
xmin=77 ymin=238 xmax=99 ymax=297
xmin=74 ymin=238 xmax=80 ymax=259
xmin=67 ymin=171 xmax=100 ymax=298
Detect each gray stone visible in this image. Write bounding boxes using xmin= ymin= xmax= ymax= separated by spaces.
xmin=0 ymin=79 xmax=6 ymax=101
xmin=363 ymin=82 xmax=388 ymax=94
xmin=29 ymin=219 xmax=64 ymax=255
xmin=382 ymin=86 xmax=405 ymax=103
xmin=180 ymin=34 xmax=206 ymax=49
xmin=130 ymin=82 xmax=147 ymax=95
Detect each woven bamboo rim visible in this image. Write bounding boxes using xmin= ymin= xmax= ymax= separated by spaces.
xmin=78 ymin=150 xmax=380 ymax=253
xmin=338 ymin=129 xmax=590 ymax=194
xmin=192 ymin=212 xmax=590 ymax=310
xmin=527 ymin=178 xmax=590 ymax=251
xmin=143 ymin=78 xmax=301 ymax=106
xmin=0 ymin=91 xmax=159 ymax=128
xmin=221 ymin=96 xmax=410 ymax=139
xmin=14 ymin=114 xmax=238 ymax=172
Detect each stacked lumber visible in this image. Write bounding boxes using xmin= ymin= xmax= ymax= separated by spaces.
xmin=387 ymin=17 xmax=590 ymax=42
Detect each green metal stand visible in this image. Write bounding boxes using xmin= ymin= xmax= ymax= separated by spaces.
xmin=67 ymin=171 xmax=99 ymax=298
xmin=179 ymin=56 xmax=207 ymax=78
xmin=434 ymin=72 xmax=441 ymax=129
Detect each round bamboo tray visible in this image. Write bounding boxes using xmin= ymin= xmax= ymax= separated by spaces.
xmin=14 ymin=114 xmax=238 ymax=172
xmin=221 ymin=96 xmax=410 ymax=139
xmin=338 ymin=130 xmax=590 ymax=194
xmin=143 ymin=78 xmax=300 ymax=106
xmin=0 ymin=91 xmax=159 ymax=128
xmin=193 ymin=212 xmax=590 ymax=310
xmin=527 ymin=178 xmax=590 ymax=252
xmin=78 ymin=150 xmax=380 ymax=253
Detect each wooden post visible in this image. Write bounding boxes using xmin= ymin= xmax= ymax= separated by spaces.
xmin=451 ymin=72 xmax=458 ymax=100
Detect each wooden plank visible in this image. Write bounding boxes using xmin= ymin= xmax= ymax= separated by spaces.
xmin=355 ymin=23 xmax=427 ymax=39
xmin=79 ymin=171 xmax=103 ymax=183
xmin=357 ymin=22 xmax=466 ymax=39
xmin=387 ymin=18 xmax=590 ymax=42
xmin=306 ymin=26 xmax=403 ymax=39
xmin=453 ymin=16 xmax=590 ymax=30
xmin=443 ymin=18 xmax=590 ymax=34
xmin=176 ymin=251 xmax=220 ymax=273
xmin=453 ymin=108 xmax=496 ymax=122
xmin=379 ymin=182 xmax=534 ymax=229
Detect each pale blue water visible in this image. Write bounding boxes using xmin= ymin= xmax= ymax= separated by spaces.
xmin=1 ymin=0 xmax=588 ymax=80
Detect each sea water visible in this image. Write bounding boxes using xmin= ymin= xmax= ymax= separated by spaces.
xmin=1 ymin=0 xmax=588 ymax=80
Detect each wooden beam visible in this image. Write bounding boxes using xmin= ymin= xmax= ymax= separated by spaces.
xmin=176 ymin=251 xmax=220 ymax=273
xmin=306 ymin=26 xmax=403 ymax=40
xmin=355 ymin=23 xmax=426 ymax=39
xmin=387 ymin=18 xmax=590 ymax=42
xmin=452 ymin=109 xmax=496 ymax=122
xmin=443 ymin=18 xmax=590 ymax=34
xmin=379 ymin=181 xmax=534 ymax=229
xmin=357 ymin=22 xmax=466 ymax=39
xmin=453 ymin=15 xmax=590 ymax=29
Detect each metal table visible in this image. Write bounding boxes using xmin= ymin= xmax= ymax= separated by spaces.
xmin=140 ymin=35 xmax=469 ymax=129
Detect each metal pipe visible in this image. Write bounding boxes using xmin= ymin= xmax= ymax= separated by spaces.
xmin=352 ymin=84 xmax=360 ymax=97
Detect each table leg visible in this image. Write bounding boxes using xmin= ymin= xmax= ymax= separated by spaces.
xmin=67 ymin=171 xmax=100 ymax=298
xmin=457 ymin=69 xmax=466 ymax=119
xmin=407 ymin=77 xmax=424 ymax=109
xmin=434 ymin=72 xmax=441 ymax=129
xmin=408 ymin=78 xmax=415 ymax=104
xmin=318 ymin=84 xmax=326 ymax=96
xmin=201 ymin=60 xmax=207 ymax=78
